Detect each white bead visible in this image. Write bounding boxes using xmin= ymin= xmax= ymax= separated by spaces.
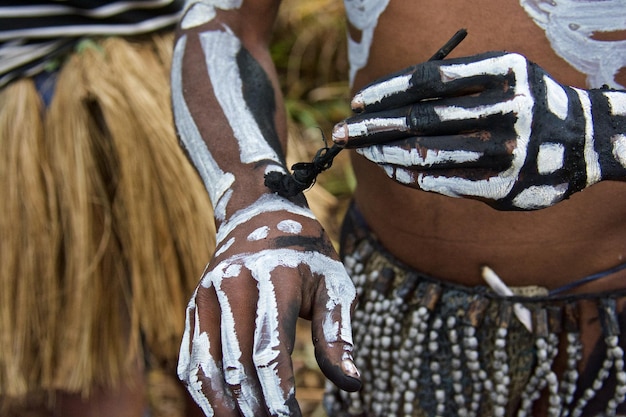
xmin=435 ymin=389 xmax=445 ymax=402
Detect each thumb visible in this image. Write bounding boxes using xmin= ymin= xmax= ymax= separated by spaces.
xmin=310 ymin=271 xmax=361 ymax=392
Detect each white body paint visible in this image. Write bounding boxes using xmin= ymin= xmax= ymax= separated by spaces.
xmin=512 ymin=184 xmax=568 ymax=210
xmin=181 ymin=0 xmax=243 ymax=29
xmin=248 ymin=226 xmax=270 ymax=241
xmin=347 ymin=116 xmax=409 ymax=137
xmin=417 ymin=55 xmax=533 ymax=201
xmin=216 ymin=193 xmax=316 ymax=245
xmin=277 ymin=219 xmax=302 ymax=234
xmin=544 ymin=75 xmax=569 ymax=120
xmin=520 ymin=0 xmax=626 ymax=89
xmin=343 ymin=0 xmax=391 ymax=86
xmin=215 ymin=236 xmax=235 ymax=257
xmin=198 ymin=248 xmax=355 ymax=416
xmin=606 ymin=91 xmax=626 ymax=116
xmin=612 ymin=135 xmax=626 ymax=168
xmin=357 ymin=144 xmax=482 ymax=167
xmin=200 ymin=29 xmax=284 ymax=168
xmin=393 ymin=167 xmax=414 ymax=185
xmin=606 ymin=91 xmax=626 ymax=167
xmin=537 ymin=143 xmax=564 ymax=174
xmin=575 ymin=88 xmax=601 ymax=187
xmin=178 ymin=286 xmax=236 ymax=417
xmin=352 ymin=74 xmax=412 ymax=108
xmin=172 ymin=35 xmax=235 ymax=213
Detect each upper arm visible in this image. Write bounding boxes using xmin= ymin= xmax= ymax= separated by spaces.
xmin=177 ymin=0 xmax=282 ymax=49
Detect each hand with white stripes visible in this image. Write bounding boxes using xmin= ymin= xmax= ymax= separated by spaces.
xmin=332 ymin=52 xmax=626 ymax=210
xmin=177 ymin=194 xmax=361 ymax=417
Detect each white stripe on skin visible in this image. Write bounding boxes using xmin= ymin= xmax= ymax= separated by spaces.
xmin=216 ymin=193 xmax=316 ymax=245
xmin=210 ymin=274 xmax=260 ymax=416
xmin=394 ymin=167 xmax=415 ymax=185
xmin=200 ymin=29 xmax=284 ymax=167
xmin=172 ymin=35 xmax=235 ymax=210
xmin=544 ymin=75 xmax=569 ymax=120
xmin=213 ymin=189 xmax=233 ymax=222
xmin=202 ymin=248 xmax=355 ymax=415
xmin=178 ymin=287 xmax=238 ymax=416
xmin=605 ymin=91 xmax=626 ymax=116
xmin=537 ymin=143 xmax=565 ymax=174
xmin=346 ymin=116 xmax=409 ymax=137
xmin=575 ymin=88 xmax=602 ymax=186
xmin=181 ymin=0 xmax=243 ymax=29
xmin=357 ymin=145 xmax=482 ymax=167
xmin=612 ymin=134 xmax=626 ymax=168
xmin=277 ymin=220 xmax=302 ymax=234
xmin=415 ymin=54 xmax=534 ymax=201
xmin=344 ymin=0 xmax=391 ymax=86
xmin=248 ymin=226 xmax=270 ymax=241
xmin=352 ymin=74 xmax=412 ymax=108
xmin=188 ymin=308 xmax=216 ymax=416
xmin=215 ymin=236 xmax=235 ymax=257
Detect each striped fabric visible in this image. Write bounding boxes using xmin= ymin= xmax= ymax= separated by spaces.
xmin=0 ymin=0 xmax=185 ymax=87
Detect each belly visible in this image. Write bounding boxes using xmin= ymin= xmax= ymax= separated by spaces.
xmin=351 ymin=153 xmax=626 ymax=290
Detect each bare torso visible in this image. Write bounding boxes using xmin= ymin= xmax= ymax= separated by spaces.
xmin=350 ymin=0 xmax=626 ymax=291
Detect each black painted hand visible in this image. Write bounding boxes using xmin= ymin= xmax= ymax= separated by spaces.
xmin=333 ymin=52 xmax=626 ymax=210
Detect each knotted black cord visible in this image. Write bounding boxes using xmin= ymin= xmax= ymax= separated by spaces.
xmin=265 ymin=28 xmax=468 ymax=197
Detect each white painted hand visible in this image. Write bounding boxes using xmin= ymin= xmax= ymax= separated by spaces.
xmin=177 ymin=195 xmax=360 ymax=417
xmin=333 ymin=52 xmax=626 ymax=210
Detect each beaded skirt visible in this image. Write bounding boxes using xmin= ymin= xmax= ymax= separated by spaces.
xmin=324 ymin=203 xmax=626 ymax=417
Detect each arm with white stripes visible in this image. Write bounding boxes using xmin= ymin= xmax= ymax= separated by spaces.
xmin=171 ymin=2 xmax=360 ymax=416
xmin=332 ymin=51 xmax=626 ymax=210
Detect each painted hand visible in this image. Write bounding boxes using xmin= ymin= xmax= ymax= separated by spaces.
xmin=177 ymin=194 xmax=360 ymax=417
xmin=333 ymin=51 xmax=626 ymax=210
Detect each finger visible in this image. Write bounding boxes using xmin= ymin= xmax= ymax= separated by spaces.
xmin=179 ymin=283 xmax=238 ymax=417
xmin=309 ymin=258 xmax=361 ymax=392
xmin=355 ymin=133 xmax=514 ymax=173
xmin=213 ymin=262 xmax=268 ymax=416
xmin=252 ymin=264 xmax=302 ymax=417
xmin=350 ymin=51 xmax=522 ymax=113
xmin=333 ymin=94 xmax=518 ymax=148
xmin=370 ymin=158 xmax=518 ymax=202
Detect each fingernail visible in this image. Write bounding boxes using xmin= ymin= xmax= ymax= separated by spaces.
xmin=341 ymin=359 xmax=360 ymax=378
xmin=332 ymin=123 xmax=348 ymax=146
xmin=351 ymin=93 xmax=365 ymax=112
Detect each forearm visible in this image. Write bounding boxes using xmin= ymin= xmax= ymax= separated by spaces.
xmin=171 ymin=1 xmax=291 ymax=225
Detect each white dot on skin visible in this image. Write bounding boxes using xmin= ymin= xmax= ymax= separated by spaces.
xmin=247 ymin=226 xmax=270 ymax=241
xmin=276 ymin=219 xmax=302 ymax=234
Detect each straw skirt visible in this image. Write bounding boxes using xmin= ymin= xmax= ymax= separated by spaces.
xmin=0 ymin=32 xmax=215 ymax=401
